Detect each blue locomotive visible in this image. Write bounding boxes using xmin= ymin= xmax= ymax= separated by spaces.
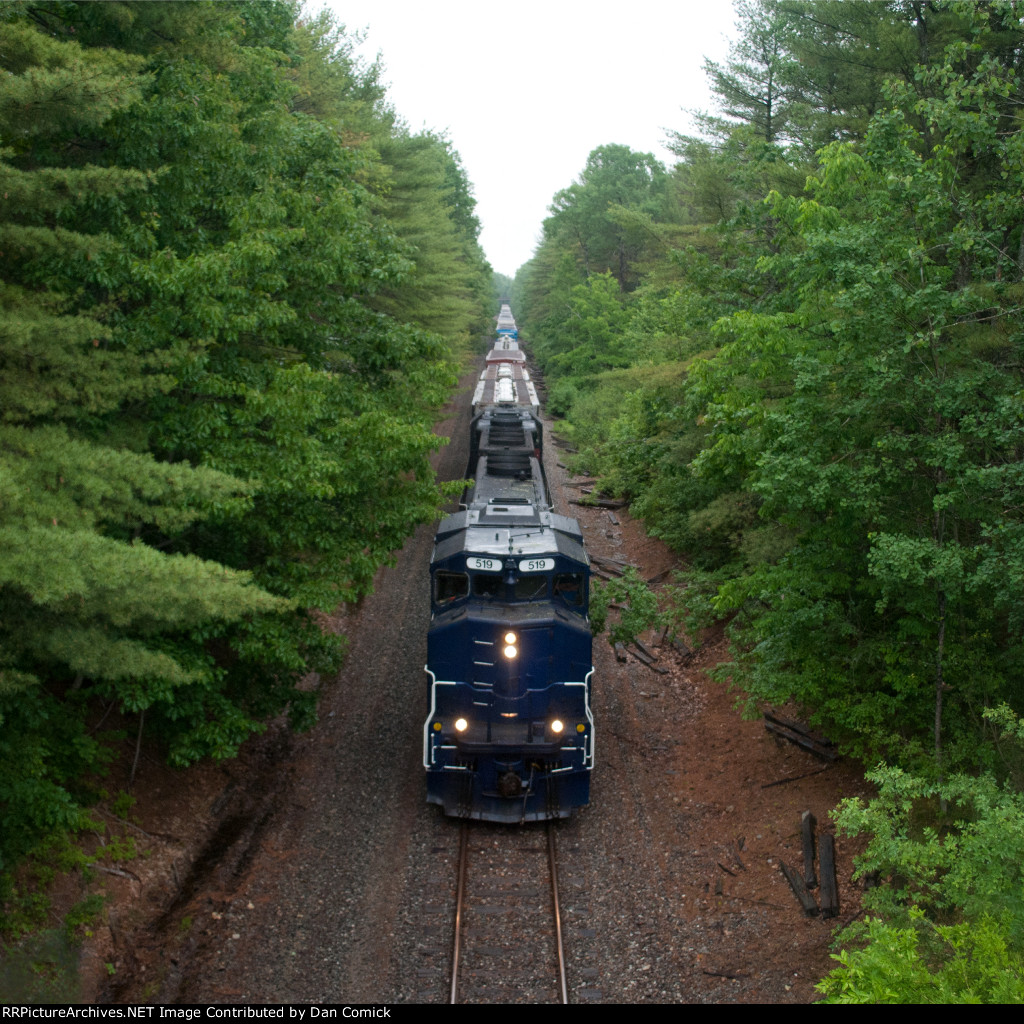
xmin=423 ymin=307 xmax=594 ymax=822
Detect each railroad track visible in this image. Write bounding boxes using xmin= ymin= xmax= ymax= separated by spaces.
xmin=449 ymin=821 xmax=569 ymax=1004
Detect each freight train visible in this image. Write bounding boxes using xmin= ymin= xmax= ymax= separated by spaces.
xmin=423 ymin=305 xmax=594 ymax=822
xmin=495 ymin=303 xmax=518 ymax=341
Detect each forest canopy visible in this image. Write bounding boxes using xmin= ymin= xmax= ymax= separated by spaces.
xmin=513 ymin=0 xmax=1024 ymax=999
xmin=0 ymin=0 xmax=491 ymax=894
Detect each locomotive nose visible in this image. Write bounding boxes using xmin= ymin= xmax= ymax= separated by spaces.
xmin=497 ymin=771 xmax=523 ymax=798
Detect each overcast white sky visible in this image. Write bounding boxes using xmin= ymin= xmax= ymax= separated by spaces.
xmin=321 ymin=2 xmax=738 ymax=277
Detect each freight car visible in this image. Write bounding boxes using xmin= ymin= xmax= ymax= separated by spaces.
xmin=423 ymin=310 xmax=594 ymax=822
xmin=495 ymin=301 xmax=519 ymax=341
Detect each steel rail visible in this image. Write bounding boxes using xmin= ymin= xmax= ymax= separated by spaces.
xmin=547 ymin=822 xmax=570 ymax=1005
xmin=449 ymin=821 xmax=569 ymax=1004
xmin=449 ymin=822 xmax=469 ymax=1004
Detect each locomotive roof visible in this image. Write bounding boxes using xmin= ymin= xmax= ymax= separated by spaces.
xmin=468 ymin=456 xmax=546 ymax=507
xmin=432 ymin=508 xmax=588 ymax=565
xmin=485 ymin=348 xmax=525 ymax=364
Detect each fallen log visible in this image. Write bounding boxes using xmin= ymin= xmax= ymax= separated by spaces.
xmin=764 ymin=720 xmax=838 ymax=761
xmin=633 ymin=637 xmax=658 ymax=662
xmin=764 ymin=710 xmax=837 ymax=751
xmin=702 ymin=968 xmax=751 ymax=980
xmin=668 ymin=637 xmax=692 ymax=659
xmin=592 ymin=554 xmax=635 ymax=568
xmin=731 ymin=841 xmax=747 ymax=871
xmin=568 ymin=497 xmax=627 ymax=510
xmin=801 ymin=811 xmax=818 ymax=890
xmin=629 ymin=645 xmax=669 ymax=674
xmin=607 ymin=510 xmax=619 ymax=526
xmin=779 ymin=859 xmax=819 ymax=917
xmin=646 ymin=567 xmax=675 ymax=587
xmin=589 ymin=558 xmax=624 ymax=578
xmin=759 ymin=765 xmax=831 ymax=789
xmin=731 ymin=895 xmax=786 ymax=910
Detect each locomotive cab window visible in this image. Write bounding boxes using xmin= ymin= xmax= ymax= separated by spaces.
xmin=555 ymin=573 xmax=584 ymax=607
xmin=472 ymin=574 xmax=502 ymax=599
xmin=514 ymin=575 xmax=548 ymax=601
xmin=434 ymin=571 xmax=468 ymax=605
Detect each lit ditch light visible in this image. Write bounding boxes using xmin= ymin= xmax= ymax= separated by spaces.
xmin=455 ymin=718 xmax=468 ymax=733
xmin=503 ymin=631 xmax=518 ymax=659
xmin=550 ymin=719 xmax=564 ymax=734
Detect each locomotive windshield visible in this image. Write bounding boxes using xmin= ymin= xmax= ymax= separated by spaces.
xmin=514 ymin=575 xmax=547 ymax=600
xmin=442 ymin=568 xmax=587 ymax=609
xmin=434 ymin=571 xmax=468 ymax=605
xmin=471 ymin=571 xmax=546 ymax=601
xmin=472 ymin=574 xmax=501 ymax=598
xmin=555 ymin=573 xmax=585 ymax=607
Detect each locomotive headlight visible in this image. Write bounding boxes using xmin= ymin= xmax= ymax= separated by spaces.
xmin=454 ymin=718 xmax=468 ymax=733
xmin=503 ymin=631 xmax=518 ymax=659
xmin=550 ymin=719 xmax=564 ymax=734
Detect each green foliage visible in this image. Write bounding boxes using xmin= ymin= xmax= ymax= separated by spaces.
xmin=835 ymin=766 xmax=1024 ymax=930
xmin=0 ymin=929 xmax=80 ymax=1002
xmin=0 ymin=826 xmax=95 ymax=939
xmin=819 ymin=765 xmax=1024 ymax=1002
xmin=590 ymin=568 xmax=666 ymax=646
xmin=109 ymin=790 xmax=136 ymax=822
xmin=545 ymin=378 xmax=580 ymax=419
xmin=0 ymin=0 xmax=490 ymax=894
xmin=697 ymin=0 xmax=800 ymax=145
xmin=535 ymin=273 xmax=633 ymax=377
xmin=370 ymin=130 xmax=492 ymax=345
xmin=544 ymin=144 xmax=667 ymax=292
xmin=819 ymin=910 xmax=1024 ymax=1003
xmin=63 ymin=892 xmax=105 ymax=940
xmin=516 ymin=1 xmax=1024 ymax=781
xmin=512 ymin=0 xmax=1024 ymax=1006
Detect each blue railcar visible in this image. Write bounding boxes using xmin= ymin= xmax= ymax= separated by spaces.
xmin=423 ymin=309 xmax=594 ymax=822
